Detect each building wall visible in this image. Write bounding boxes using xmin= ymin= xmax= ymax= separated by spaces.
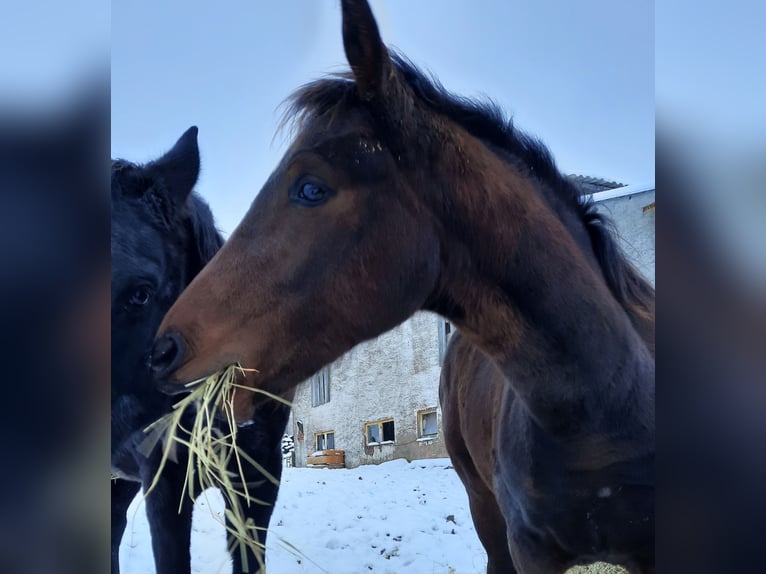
xmin=291 ymin=311 xmax=449 ymax=469
xmin=594 ymin=189 xmax=655 ymax=286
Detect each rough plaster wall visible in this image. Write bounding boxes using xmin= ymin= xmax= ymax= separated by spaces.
xmin=291 ymin=312 xmax=448 ymax=468
xmin=595 ymin=190 xmax=656 ymax=286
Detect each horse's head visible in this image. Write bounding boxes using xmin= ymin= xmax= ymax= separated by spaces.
xmin=112 ymin=127 xmax=222 ymax=402
xmin=152 ymin=0 xmax=455 ymax=421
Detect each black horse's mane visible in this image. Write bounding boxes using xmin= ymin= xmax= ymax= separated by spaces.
xmin=285 ymin=52 xmax=654 ymax=312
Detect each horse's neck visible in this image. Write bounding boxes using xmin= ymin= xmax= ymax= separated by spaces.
xmin=430 ymin=155 xmax=653 ymax=437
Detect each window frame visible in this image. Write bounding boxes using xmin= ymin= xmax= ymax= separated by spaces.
xmin=364 ymin=418 xmax=396 ymax=446
xmin=314 ymin=430 xmax=335 ymax=452
xmin=417 ymin=407 xmax=439 ymax=440
xmin=438 ymin=317 xmax=453 ymax=366
xmin=310 ymin=366 xmax=331 ymax=407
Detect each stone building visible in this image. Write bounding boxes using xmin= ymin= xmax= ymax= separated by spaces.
xmin=288 ymin=310 xmax=450 ymax=469
xmin=588 ymin=182 xmax=656 ymax=286
xmin=286 ymin=180 xmax=655 ymax=469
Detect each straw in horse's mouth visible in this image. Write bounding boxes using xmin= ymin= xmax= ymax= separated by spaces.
xmin=139 ymin=363 xmax=292 ymax=572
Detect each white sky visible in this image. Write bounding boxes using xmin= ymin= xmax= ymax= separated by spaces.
xmin=111 ymin=1 xmax=654 ymax=236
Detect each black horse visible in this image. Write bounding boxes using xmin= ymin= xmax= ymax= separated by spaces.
xmin=111 ymin=127 xmax=290 ymax=574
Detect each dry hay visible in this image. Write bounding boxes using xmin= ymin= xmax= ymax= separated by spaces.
xmin=567 ymin=563 xmax=629 ymax=573
xmin=140 ymin=364 xmax=292 ymax=573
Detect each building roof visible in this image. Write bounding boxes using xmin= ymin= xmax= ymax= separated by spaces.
xmin=567 ymin=174 xmax=654 ymax=203
xmin=589 ymin=182 xmax=655 ymax=203
xmin=566 ymin=174 xmax=626 ymax=194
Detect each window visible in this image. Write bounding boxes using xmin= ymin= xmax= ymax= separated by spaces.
xmin=314 ymin=431 xmax=335 ymax=451
xmin=438 ymin=318 xmax=453 ymax=365
xmin=418 ymin=408 xmax=438 ymax=439
xmin=311 ymin=366 xmax=330 ymax=407
xmin=365 ymin=419 xmax=395 ymax=445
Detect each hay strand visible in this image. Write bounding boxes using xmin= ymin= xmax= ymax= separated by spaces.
xmin=141 ymin=363 xmax=290 ymax=573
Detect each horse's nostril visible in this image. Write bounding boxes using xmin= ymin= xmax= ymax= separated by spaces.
xmin=150 ymin=330 xmax=186 ymax=381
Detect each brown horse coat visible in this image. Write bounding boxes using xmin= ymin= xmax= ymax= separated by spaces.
xmin=151 ymin=1 xmax=655 ymax=571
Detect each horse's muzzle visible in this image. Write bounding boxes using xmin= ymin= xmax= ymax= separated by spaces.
xmin=150 ymin=330 xmax=187 ymax=392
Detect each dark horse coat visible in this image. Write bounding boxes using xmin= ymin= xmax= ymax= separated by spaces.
xmin=111 ymin=127 xmax=290 ymax=574
xmin=441 ymin=247 xmax=654 ymax=574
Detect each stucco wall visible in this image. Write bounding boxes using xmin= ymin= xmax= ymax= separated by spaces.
xmin=291 ymin=312 xmax=448 ymax=469
xmin=594 ymin=189 xmax=655 ymax=286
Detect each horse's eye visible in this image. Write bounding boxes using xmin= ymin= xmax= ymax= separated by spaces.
xmin=297 ymin=182 xmax=327 ymax=205
xmin=129 ymin=287 xmax=152 ymax=306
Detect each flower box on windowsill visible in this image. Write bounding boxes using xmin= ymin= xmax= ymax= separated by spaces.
xmin=307 ymin=449 xmax=345 ymax=469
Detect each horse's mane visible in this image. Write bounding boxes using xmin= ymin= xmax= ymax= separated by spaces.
xmin=284 ymin=52 xmax=654 ymax=315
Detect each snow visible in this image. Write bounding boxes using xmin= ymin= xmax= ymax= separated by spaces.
xmin=119 ymin=458 xmax=488 ymax=574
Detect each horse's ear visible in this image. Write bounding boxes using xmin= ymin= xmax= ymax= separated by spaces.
xmin=341 ymin=0 xmax=392 ymax=101
xmin=147 ymin=126 xmax=200 ymax=205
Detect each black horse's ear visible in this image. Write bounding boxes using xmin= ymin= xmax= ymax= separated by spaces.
xmin=341 ymin=0 xmax=392 ymax=101
xmin=147 ymin=126 xmax=200 ymax=205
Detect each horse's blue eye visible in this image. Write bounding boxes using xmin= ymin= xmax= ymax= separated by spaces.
xmin=298 ymin=182 xmax=326 ymax=204
xmin=129 ymin=287 xmax=151 ymax=306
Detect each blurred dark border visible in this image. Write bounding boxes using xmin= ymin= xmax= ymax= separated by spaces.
xmin=657 ymin=2 xmax=766 ymax=572
xmin=0 ymin=92 xmax=110 ymax=572
xmin=0 ymin=1 xmax=764 ymax=573
xmin=0 ymin=1 xmax=109 ymax=571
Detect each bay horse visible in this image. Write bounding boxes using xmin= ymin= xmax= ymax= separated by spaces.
xmin=111 ymin=127 xmax=290 ymax=574
xmin=440 ymin=219 xmax=654 ymax=573
xmin=150 ymin=2 xmax=655 ymax=572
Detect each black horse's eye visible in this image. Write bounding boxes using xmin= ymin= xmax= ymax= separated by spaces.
xmin=297 ymin=182 xmax=327 ymax=205
xmin=128 ymin=286 xmax=152 ymax=306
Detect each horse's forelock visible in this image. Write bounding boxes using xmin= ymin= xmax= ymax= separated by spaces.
xmin=279 ymin=74 xmax=357 ymax=142
xmin=279 ymin=52 xmax=418 ymax=148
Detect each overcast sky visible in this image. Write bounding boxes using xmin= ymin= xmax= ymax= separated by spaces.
xmin=111 ymin=0 xmax=654 ymax=236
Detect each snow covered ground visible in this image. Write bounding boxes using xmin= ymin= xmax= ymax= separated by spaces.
xmin=119 ymin=457 xmax=625 ymax=574
xmin=119 ymin=458 xmax=489 ymax=574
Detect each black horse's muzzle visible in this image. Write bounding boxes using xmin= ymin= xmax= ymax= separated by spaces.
xmin=150 ymin=330 xmax=187 ymax=394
